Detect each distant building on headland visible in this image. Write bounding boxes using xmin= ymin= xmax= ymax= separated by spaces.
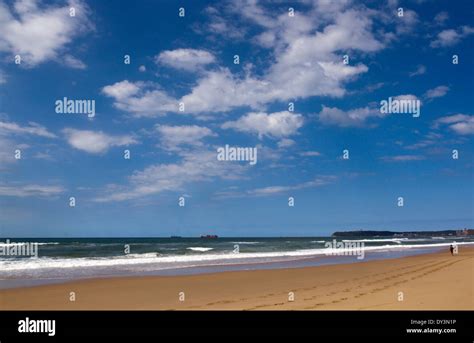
xmin=332 ymin=228 xmax=473 ymax=237
xmin=456 ymin=228 xmax=473 ymax=236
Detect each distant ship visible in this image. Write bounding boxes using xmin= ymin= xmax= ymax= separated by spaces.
xmin=200 ymin=235 xmax=218 ymax=239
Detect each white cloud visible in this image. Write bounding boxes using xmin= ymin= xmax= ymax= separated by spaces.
xmin=395 ymin=9 xmax=419 ymax=35
xmin=63 ymin=128 xmax=138 ymax=154
xmin=197 ymin=5 xmax=247 ymax=40
xmin=380 ymin=2 xmax=419 ymax=36
xmin=188 ymin=6 xmax=380 ymax=109
xmin=156 ymin=49 xmax=215 ymax=71
xmin=255 ymin=31 xmax=276 ymax=48
xmin=0 ymin=0 xmax=93 ymax=66
xmin=138 ymin=65 xmax=146 ymax=72
xmin=222 ymin=111 xmax=304 ymax=139
xmin=0 ymin=120 xmax=55 ymax=166
xmin=404 ymin=131 xmax=443 ymax=150
xmin=104 ymin=70 xmax=289 ymax=118
xmin=447 ymin=121 xmax=474 ymax=135
xmin=424 ymin=85 xmax=449 ymax=100
xmin=300 ymin=151 xmax=321 ymax=157
xmin=102 ymin=80 xmax=177 ymax=117
xmin=102 ymin=3 xmax=382 ymax=118
xmin=318 ymin=105 xmax=383 ymax=127
xmin=409 ymin=64 xmax=426 ymax=77
xmin=277 ymin=138 xmax=295 ymax=148
xmin=312 ymin=0 xmax=352 ymax=18
xmin=0 ymin=120 xmax=56 ymax=138
xmin=216 ymin=175 xmax=336 ymax=199
xmin=178 ymin=68 xmax=273 ymax=114
xmin=430 ymin=26 xmax=474 ymax=48
xmin=381 ymin=155 xmax=426 ymax=162
xmin=62 ymin=54 xmax=86 ymax=69
xmin=231 ymin=0 xmax=275 ymax=29
xmin=249 ymin=176 xmax=335 ymax=196
xmin=102 ymin=80 xmax=140 ymax=99
xmin=433 ymin=114 xmax=474 ymax=135
xmin=0 ymin=183 xmax=65 ymax=197
xmin=392 ymin=94 xmax=419 ymax=102
xmin=156 ymin=125 xmax=216 ymax=150
xmin=433 ymin=12 xmax=449 ymax=26
xmin=94 ymin=150 xmax=246 ymax=202
xmin=434 ymin=114 xmax=469 ymax=126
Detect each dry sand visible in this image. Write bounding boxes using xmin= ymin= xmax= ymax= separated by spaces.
xmin=1 ymin=247 xmax=473 ymax=310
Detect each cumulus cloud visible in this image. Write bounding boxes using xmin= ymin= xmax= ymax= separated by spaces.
xmin=0 ymin=0 xmax=93 ymax=66
xmin=102 ymin=80 xmax=140 ymax=99
xmin=94 ymin=150 xmax=247 ymax=202
xmin=433 ymin=114 xmax=474 ymax=135
xmin=177 ymin=69 xmax=270 ymax=114
xmin=430 ymin=26 xmax=474 ymax=48
xmin=318 ymin=105 xmax=383 ymax=128
xmin=222 ymin=111 xmax=304 ymax=139
xmin=102 ymin=2 xmax=382 ymax=118
xmin=277 ymin=138 xmax=295 ymax=148
xmin=155 ymin=125 xmax=216 ymax=150
xmin=155 ymin=49 xmax=215 ymax=71
xmin=102 ymin=80 xmax=177 ymax=117
xmin=196 ymin=5 xmax=247 ymax=40
xmin=395 ymin=9 xmax=419 ymax=35
xmin=424 ymin=85 xmax=449 ymax=100
xmin=178 ymin=60 xmax=362 ymax=114
xmin=63 ymin=128 xmax=138 ymax=154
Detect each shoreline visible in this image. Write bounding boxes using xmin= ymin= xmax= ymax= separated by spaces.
xmin=0 ymin=244 xmax=463 ymax=290
xmin=1 ymin=247 xmax=472 ymax=310
xmin=2 ymin=241 xmax=472 ymax=289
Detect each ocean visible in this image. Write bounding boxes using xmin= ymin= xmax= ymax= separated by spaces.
xmin=1 ymin=236 xmax=473 ymax=288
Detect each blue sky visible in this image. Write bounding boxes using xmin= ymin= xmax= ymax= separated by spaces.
xmin=0 ymin=0 xmax=473 ymax=237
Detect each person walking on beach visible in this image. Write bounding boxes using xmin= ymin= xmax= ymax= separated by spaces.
xmin=449 ymin=245 xmax=454 ymax=256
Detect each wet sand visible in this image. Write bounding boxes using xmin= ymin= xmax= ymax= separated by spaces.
xmin=1 ymin=247 xmax=472 ymax=310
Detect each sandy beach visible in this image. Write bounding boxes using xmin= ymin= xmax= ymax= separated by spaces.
xmin=1 ymin=247 xmax=473 ymax=310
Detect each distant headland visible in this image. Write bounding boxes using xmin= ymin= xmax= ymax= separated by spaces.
xmin=332 ymin=228 xmax=473 ymax=237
